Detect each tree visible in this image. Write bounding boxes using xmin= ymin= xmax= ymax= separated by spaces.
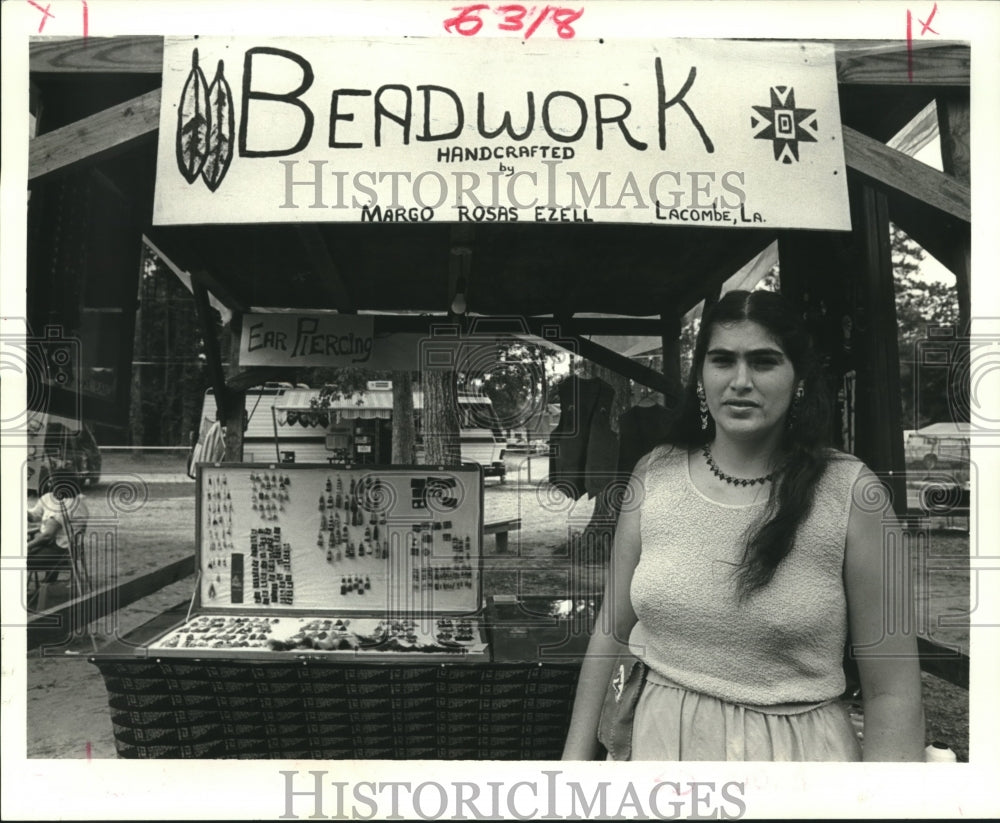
xmin=312 ymin=367 xmax=418 ymax=465
xmin=478 ymin=340 xmax=566 ymax=434
xmin=423 ymin=368 xmax=462 ymax=466
xmin=891 ymin=225 xmax=960 ymax=428
xmin=391 ymin=370 xmax=416 ymax=464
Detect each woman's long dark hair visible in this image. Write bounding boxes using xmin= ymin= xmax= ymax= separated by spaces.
xmin=666 ymin=289 xmax=832 ymax=598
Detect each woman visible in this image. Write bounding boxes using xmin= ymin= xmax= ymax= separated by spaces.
xmin=562 ymin=290 xmax=924 ymax=761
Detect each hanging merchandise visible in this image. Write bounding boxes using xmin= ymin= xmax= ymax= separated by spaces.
xmin=548 ymin=373 xmax=620 ymax=500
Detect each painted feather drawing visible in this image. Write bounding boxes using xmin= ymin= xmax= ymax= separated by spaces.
xmin=176 ymin=48 xmax=210 ymax=184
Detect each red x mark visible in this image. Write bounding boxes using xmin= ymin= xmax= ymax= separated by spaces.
xmin=906 ymin=4 xmax=941 ymax=82
xmin=920 ymin=2 xmax=939 ymax=35
xmin=26 ymin=0 xmax=55 ymax=33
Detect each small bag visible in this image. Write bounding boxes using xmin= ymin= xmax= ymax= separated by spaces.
xmin=596 ymin=652 xmax=649 ymax=760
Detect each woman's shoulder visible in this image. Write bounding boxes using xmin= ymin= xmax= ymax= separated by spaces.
xmin=643 ymin=442 xmax=688 ymax=467
xmin=633 ymin=442 xmax=688 ymax=481
xmin=821 ymin=448 xmax=866 ymax=469
xmin=817 ymin=449 xmax=870 ymax=498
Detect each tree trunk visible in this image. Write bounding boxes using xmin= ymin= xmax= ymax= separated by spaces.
xmin=391 ymin=370 xmax=417 ymax=464
xmin=422 ymin=369 xmax=461 ymax=467
xmin=221 ymin=325 xmax=245 ymax=461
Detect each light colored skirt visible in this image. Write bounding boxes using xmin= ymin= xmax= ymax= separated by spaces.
xmin=615 ymin=670 xmax=862 ymax=762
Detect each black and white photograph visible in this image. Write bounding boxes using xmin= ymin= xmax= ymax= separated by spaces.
xmin=2 ymin=1 xmax=998 ymax=819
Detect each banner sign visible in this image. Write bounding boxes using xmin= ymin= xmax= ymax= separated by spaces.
xmin=239 ymin=313 xmax=377 ymax=367
xmin=154 ymin=36 xmax=849 ymax=229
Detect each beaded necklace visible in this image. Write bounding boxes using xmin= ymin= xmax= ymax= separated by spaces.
xmin=701 ymin=445 xmax=776 ymax=487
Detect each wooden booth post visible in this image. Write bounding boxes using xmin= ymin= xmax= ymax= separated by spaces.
xmin=778 ymin=230 xmax=857 ymax=454
xmin=851 ymin=182 xmax=908 ymax=514
xmin=659 ymin=310 xmax=684 ymax=412
xmin=936 ymin=93 xmax=971 ymax=335
xmin=936 ymin=92 xmax=971 ymax=426
xmin=779 ymin=180 xmax=908 ymax=518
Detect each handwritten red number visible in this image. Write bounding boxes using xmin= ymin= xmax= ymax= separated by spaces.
xmin=496 ymin=4 xmax=528 ymax=31
xmin=443 ymin=4 xmax=489 ymax=36
xmin=523 ymin=6 xmax=552 ymax=39
xmin=550 ymin=7 xmax=583 ymax=38
xmin=445 ymin=2 xmax=581 ymax=38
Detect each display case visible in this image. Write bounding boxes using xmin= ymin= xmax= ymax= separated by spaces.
xmin=144 ymin=463 xmax=489 ymax=662
xmin=89 ymin=462 xmax=605 ymax=758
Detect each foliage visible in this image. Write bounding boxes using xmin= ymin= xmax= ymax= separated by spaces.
xmin=129 ymin=247 xmax=206 ymax=446
xmin=479 ymin=340 xmax=567 ymax=431
xmin=891 ymin=225 xmax=960 ymax=428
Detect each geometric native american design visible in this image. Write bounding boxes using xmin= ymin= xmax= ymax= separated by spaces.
xmin=751 ymin=86 xmax=819 ymax=164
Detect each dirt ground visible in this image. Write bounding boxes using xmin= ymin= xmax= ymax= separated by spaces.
xmin=23 ymin=453 xmax=971 ymax=760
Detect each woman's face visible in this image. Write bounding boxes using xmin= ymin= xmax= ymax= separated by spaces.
xmin=700 ymin=319 xmax=798 ymax=444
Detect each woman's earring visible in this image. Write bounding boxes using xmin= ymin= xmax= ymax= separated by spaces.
xmin=787 ymin=383 xmax=805 ymax=428
xmin=697 ymin=383 xmax=709 ymax=431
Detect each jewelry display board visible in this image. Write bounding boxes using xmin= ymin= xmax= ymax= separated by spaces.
xmin=145 ymin=463 xmax=488 ymax=660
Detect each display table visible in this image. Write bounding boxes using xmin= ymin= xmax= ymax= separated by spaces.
xmin=90 ymin=597 xmax=596 ymax=759
xmin=89 ymin=463 xmax=599 ymax=758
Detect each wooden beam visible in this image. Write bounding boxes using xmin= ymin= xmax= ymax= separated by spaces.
xmin=295 ymin=226 xmax=356 ymax=311
xmin=888 ymin=193 xmax=968 ymax=279
xmin=834 ymin=41 xmax=969 ymax=86
xmin=143 ymin=229 xmax=248 ymax=314
xmin=191 ymin=275 xmax=231 ymax=420
xmin=917 ymin=636 xmax=969 ymax=690
xmin=888 ymin=100 xmax=939 ymax=157
xmin=27 ymin=554 xmax=195 ymax=651
xmin=30 ymin=36 xmax=165 ymax=73
xmin=29 ymin=88 xmax=161 ymax=181
xmin=937 ymin=93 xmax=971 ymax=335
xmin=671 ymin=232 xmax=776 ymax=312
xmin=853 ymin=183 xmax=908 ymax=514
xmin=553 ymin=321 xmax=673 ymax=395
xmin=28 ymin=37 xmax=969 ymax=87
xmin=659 ymin=312 xmax=683 ymax=409
xmin=843 ymin=125 xmax=970 ymax=223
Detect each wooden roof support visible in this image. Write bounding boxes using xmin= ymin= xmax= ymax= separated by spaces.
xmin=853 ymin=183 xmax=908 ymax=513
xmin=30 ymin=36 xmax=165 ymax=73
xmin=670 ymin=231 xmax=776 ymax=313
xmin=552 ymin=319 xmax=673 ymax=396
xmin=886 ymin=193 xmax=969 ymax=279
xmin=295 ymin=226 xmax=355 ymax=311
xmin=888 ymin=100 xmax=940 ymax=156
xmin=834 ymin=41 xmax=969 ymax=86
xmin=144 ymin=229 xmax=248 ymax=315
xmin=191 ymin=273 xmax=232 ymax=421
xmin=29 ymin=37 xmax=969 ymax=87
xmin=29 ymin=88 xmax=161 ymax=181
xmin=936 ymin=92 xmax=971 ymax=334
xmin=843 ymin=125 xmax=970 ymax=223
xmin=659 ymin=311 xmax=683 ymax=410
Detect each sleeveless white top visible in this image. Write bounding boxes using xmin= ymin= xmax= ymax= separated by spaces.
xmin=628 ymin=446 xmax=864 ymax=707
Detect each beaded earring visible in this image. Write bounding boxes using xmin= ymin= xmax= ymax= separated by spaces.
xmin=696 ymin=382 xmax=709 ymax=431
xmin=787 ymin=383 xmax=805 ymax=428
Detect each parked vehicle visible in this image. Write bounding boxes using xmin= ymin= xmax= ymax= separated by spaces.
xmin=199 ymin=383 xmax=507 ymax=481
xmin=905 ymin=422 xmax=971 ymax=514
xmin=26 ymin=413 xmax=102 ymax=493
xmin=905 ymin=422 xmax=970 ymax=473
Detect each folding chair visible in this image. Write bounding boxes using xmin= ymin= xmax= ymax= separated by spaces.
xmin=26 ymin=502 xmax=90 ymax=612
